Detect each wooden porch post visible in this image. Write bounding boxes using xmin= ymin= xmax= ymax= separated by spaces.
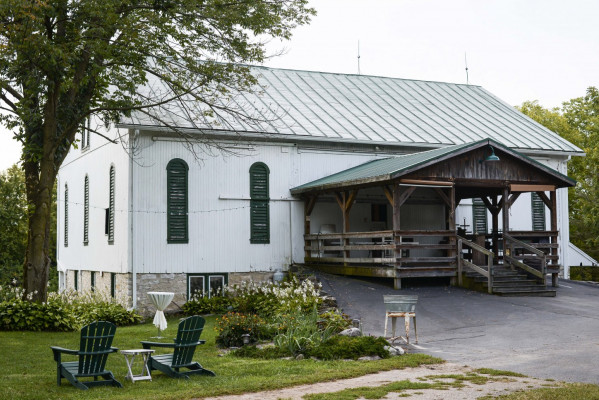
xmin=448 ymin=185 xmax=457 ymax=286
xmin=304 ymin=195 xmax=317 ymax=260
xmin=550 ymin=190 xmax=559 ymax=287
xmin=335 ymin=190 xmax=358 ymax=263
xmin=502 ymin=186 xmax=510 ymax=264
xmin=491 ymin=196 xmax=499 ymax=262
xmin=392 ymin=182 xmax=402 ymax=289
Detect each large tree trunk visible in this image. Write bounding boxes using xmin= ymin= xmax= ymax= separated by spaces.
xmin=22 ymin=159 xmax=56 ymax=302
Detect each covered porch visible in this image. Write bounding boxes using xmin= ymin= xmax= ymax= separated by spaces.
xmin=291 ymin=139 xmax=575 ymax=294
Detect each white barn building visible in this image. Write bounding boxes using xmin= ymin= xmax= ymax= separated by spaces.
xmin=56 ymin=66 xmax=587 ymax=313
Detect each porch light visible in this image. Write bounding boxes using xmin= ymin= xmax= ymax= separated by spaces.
xmin=479 ymin=145 xmax=500 ymax=163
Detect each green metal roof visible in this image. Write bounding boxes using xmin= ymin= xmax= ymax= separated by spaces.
xmin=290 ymin=139 xmax=575 ymax=194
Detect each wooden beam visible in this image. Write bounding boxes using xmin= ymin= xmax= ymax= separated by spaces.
xmin=434 ymin=188 xmax=451 ymax=207
xmin=392 ymin=183 xmax=402 ymax=289
xmin=492 ymin=195 xmax=499 ymax=261
xmin=345 ymin=190 xmax=358 ymax=212
xmin=536 ymin=191 xmax=551 ymax=209
xmin=398 ymin=186 xmax=416 ymax=207
xmin=334 ymin=192 xmax=344 ymax=210
xmin=507 ymin=193 xmax=521 ymax=208
xmin=400 ymin=179 xmax=453 ymax=186
xmin=502 ymin=186 xmax=510 ymax=233
xmin=383 ymin=185 xmax=394 ymax=206
xmin=510 ymin=184 xmax=556 ymax=192
xmin=480 ymin=196 xmax=500 ymax=216
xmin=305 ymin=195 xmax=318 ymax=217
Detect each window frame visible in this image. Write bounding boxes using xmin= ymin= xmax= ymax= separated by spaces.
xmin=187 ymin=273 xmax=228 ymax=299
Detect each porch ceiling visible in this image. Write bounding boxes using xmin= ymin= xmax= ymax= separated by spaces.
xmin=290 ymin=138 xmax=576 ymax=195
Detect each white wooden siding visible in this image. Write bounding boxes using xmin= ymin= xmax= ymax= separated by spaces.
xmin=56 ymin=124 xmax=130 ymax=275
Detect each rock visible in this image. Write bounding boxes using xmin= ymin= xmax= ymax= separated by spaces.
xmin=384 ymin=345 xmax=405 ymax=356
xmin=295 ymin=354 xmax=305 ymax=360
xmin=339 ymin=327 xmax=362 ymax=337
xmin=357 ymin=356 xmax=382 ymax=361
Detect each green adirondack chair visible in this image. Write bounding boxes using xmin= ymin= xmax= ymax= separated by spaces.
xmin=50 ymin=321 xmax=123 ymax=390
xmin=141 ymin=315 xmax=215 ymax=379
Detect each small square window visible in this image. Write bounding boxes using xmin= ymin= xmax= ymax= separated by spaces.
xmin=209 ymin=275 xmax=225 ymax=296
xmin=188 ymin=276 xmax=205 ymax=299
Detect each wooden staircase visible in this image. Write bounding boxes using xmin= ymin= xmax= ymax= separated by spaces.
xmin=463 ymin=264 xmax=556 ymax=297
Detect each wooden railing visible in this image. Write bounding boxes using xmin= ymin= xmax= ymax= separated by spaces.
xmin=457 ymin=235 xmax=494 ymax=293
xmin=303 ymin=230 xmax=457 ymax=268
xmin=503 ymin=233 xmax=546 ymax=283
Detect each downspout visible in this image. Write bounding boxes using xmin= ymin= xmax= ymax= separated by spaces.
xmin=289 ymin=200 xmax=293 ymax=265
xmin=129 ymin=129 xmax=138 ymax=309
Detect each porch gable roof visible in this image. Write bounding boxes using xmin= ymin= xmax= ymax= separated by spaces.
xmin=290 ymin=139 xmax=576 ymax=195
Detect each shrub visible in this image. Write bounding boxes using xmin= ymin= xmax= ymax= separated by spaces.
xmin=233 ymin=345 xmax=293 ymax=359
xmin=0 ymin=287 xmax=79 ymax=331
xmin=0 ymin=286 xmax=141 ymax=331
xmin=306 ymin=336 xmax=390 ymax=360
xmin=273 ymin=308 xmax=336 ymax=356
xmin=318 ymin=309 xmax=352 ymax=333
xmin=229 ymin=277 xmax=322 ymax=317
xmin=182 ymin=293 xmax=235 ymax=315
xmin=215 ymin=312 xmax=267 ymax=347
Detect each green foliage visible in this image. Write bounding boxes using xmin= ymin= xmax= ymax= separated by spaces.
xmin=0 ymin=0 xmax=314 ymax=300
xmin=182 ymin=293 xmax=236 ymax=315
xmin=272 ymin=308 xmax=336 ymax=356
xmin=318 ymin=309 xmax=352 ymax=333
xmin=0 ymin=286 xmax=141 ymax=331
xmin=519 ymin=89 xmax=599 ymax=260
xmin=215 ymin=312 xmax=267 ymax=347
xmin=233 ymin=344 xmax=293 ymax=359
xmin=0 ymin=165 xmax=27 ymax=286
xmin=228 ymin=277 xmax=322 ymax=317
xmin=570 ymin=266 xmax=599 ymax=282
xmin=306 ymin=336 xmax=391 ymax=360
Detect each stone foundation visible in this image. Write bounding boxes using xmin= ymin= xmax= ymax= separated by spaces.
xmin=63 ymin=269 xmax=277 ymax=318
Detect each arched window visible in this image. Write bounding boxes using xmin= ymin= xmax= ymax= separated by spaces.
xmin=249 ymin=162 xmax=270 ymax=244
xmin=108 ymin=165 xmax=115 ymax=243
xmin=64 ymin=183 xmax=68 ymax=247
xmin=83 ymin=175 xmax=89 ymax=244
xmin=167 ymin=158 xmax=189 ymax=243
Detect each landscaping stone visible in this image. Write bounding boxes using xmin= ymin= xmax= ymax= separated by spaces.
xmin=295 ymin=354 xmax=305 ymax=360
xmin=357 ymin=355 xmax=382 ymax=361
xmin=339 ymin=327 xmax=361 ymax=337
xmin=384 ymin=345 xmax=405 ymax=356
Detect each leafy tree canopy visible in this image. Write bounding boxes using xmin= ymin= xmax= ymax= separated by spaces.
xmin=519 ymin=87 xmax=599 ymax=261
xmin=0 ymin=0 xmax=314 ymax=301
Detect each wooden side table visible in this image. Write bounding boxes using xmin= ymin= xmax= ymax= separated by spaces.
xmin=121 ymin=349 xmax=155 ymax=382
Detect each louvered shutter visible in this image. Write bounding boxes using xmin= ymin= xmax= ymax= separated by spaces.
xmin=472 ymin=198 xmax=487 ymax=234
xmin=84 ymin=176 xmax=89 ymax=244
xmin=108 ymin=166 xmax=115 ymax=242
xmin=531 ymin=193 xmax=546 ymax=231
xmin=250 ymin=163 xmax=270 ymax=244
xmin=64 ymin=184 xmax=68 ymax=247
xmin=167 ymin=159 xmax=189 ymax=243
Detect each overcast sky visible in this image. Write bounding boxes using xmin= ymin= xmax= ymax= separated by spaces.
xmin=1 ymin=0 xmax=598 ymax=171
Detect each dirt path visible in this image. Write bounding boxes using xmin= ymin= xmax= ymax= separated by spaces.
xmin=201 ymin=363 xmax=558 ymax=400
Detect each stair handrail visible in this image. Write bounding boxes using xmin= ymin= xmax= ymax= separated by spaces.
xmin=503 ymin=233 xmax=546 ymax=283
xmin=457 ymin=235 xmax=494 ymax=294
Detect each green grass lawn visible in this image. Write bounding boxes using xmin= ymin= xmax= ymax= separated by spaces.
xmin=0 ymin=316 xmax=442 ymax=400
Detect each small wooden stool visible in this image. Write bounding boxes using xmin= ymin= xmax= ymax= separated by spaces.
xmin=383 ymin=295 xmax=418 ymax=344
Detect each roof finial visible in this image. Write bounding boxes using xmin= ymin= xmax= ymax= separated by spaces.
xmin=357 ymin=40 xmax=361 ymax=75
xmin=464 ymin=52 xmax=469 ymax=85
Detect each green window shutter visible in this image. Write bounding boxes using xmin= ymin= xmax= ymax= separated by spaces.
xmin=64 ymin=184 xmax=68 ymax=247
xmin=249 ymin=162 xmax=270 ymax=244
xmin=531 ymin=193 xmax=546 ymax=231
xmin=472 ymin=198 xmax=487 ymax=234
xmin=167 ymin=159 xmax=189 ymax=243
xmin=84 ymin=175 xmax=89 ymax=244
xmin=108 ymin=166 xmax=115 ymax=243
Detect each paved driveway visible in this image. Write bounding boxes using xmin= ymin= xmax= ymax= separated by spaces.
xmin=316 ymin=271 xmax=599 ymax=383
